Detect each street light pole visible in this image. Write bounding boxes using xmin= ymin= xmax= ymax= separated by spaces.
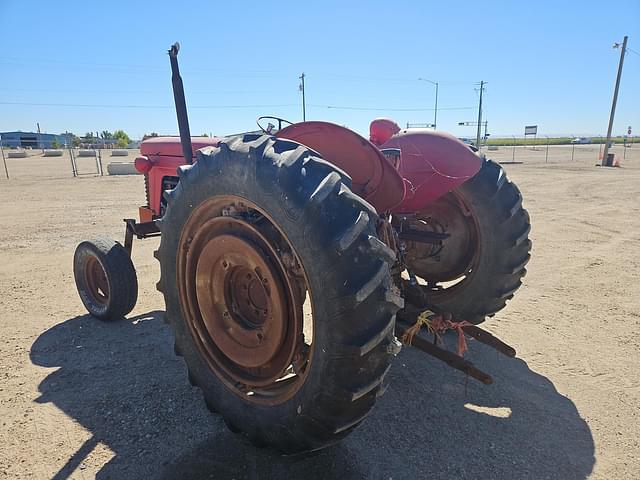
xmin=602 ymin=35 xmax=628 ymax=166
xmin=418 ymin=78 xmax=438 ymax=130
xmin=433 ymin=82 xmax=438 ymax=130
xmin=299 ymin=73 xmax=306 ymax=122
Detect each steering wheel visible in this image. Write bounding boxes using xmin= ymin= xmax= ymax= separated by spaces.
xmin=257 ymin=116 xmax=294 ymax=135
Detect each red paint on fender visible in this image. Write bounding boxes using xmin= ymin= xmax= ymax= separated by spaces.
xmin=380 ymin=129 xmax=482 ymax=213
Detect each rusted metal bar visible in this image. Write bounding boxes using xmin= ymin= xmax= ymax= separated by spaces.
xmin=124 ymin=221 xmax=134 ymax=255
xmin=396 ymin=326 xmax=493 ymax=385
xmin=461 ymin=325 xmax=516 ymax=358
xmin=123 ymin=218 xmax=161 ymax=256
xmin=124 ymin=218 xmax=160 ymax=238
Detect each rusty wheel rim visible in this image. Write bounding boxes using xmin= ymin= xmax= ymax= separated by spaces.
xmin=177 ymin=196 xmax=311 ymax=405
xmin=405 ymin=191 xmax=480 ymax=287
xmin=84 ymin=256 xmax=110 ymax=305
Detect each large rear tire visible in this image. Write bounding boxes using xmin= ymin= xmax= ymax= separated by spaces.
xmin=156 ymin=134 xmax=402 ymax=453
xmin=401 ymin=158 xmax=531 ymax=324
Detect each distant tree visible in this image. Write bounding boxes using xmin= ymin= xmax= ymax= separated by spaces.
xmin=142 ymin=132 xmax=159 ymax=141
xmin=201 ymin=133 xmax=209 ymax=137
xmin=113 ymin=129 xmax=131 ymax=145
xmin=51 ymin=139 xmax=61 ymax=149
xmin=101 ymin=130 xmax=113 ymax=139
xmin=116 ymin=137 xmax=128 ymax=148
xmin=84 ymin=132 xmax=94 ymax=140
xmin=72 ymin=136 xmax=81 ymax=147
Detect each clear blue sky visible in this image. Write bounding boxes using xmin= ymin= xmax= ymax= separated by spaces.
xmin=1 ymin=0 xmax=638 ymax=139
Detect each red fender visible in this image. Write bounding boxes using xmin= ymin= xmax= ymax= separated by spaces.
xmin=380 ymin=129 xmax=483 ymax=214
xmin=277 ymin=121 xmax=405 ymax=212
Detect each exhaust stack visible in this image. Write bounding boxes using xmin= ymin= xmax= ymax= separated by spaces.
xmin=168 ymin=43 xmax=193 ymax=164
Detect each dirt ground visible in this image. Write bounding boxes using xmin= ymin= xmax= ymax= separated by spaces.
xmin=1 ymin=144 xmax=638 ymax=479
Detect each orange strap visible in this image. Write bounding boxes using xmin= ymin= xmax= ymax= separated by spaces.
xmin=401 ymin=311 xmax=472 ymax=356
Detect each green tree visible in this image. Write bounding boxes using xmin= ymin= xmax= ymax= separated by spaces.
xmin=116 ymin=137 xmax=128 ymax=148
xmin=101 ymin=130 xmax=113 ymax=139
xmin=72 ymin=136 xmax=81 ymax=147
xmin=113 ymin=129 xmax=130 ymax=145
xmin=142 ymin=132 xmax=159 ymax=141
xmin=51 ymin=139 xmax=61 ymax=149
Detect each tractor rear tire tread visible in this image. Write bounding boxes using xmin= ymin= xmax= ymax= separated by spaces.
xmin=409 ymin=158 xmax=531 ymax=324
xmin=156 ymin=134 xmax=400 ymax=454
xmin=335 ymin=210 xmax=370 ymax=253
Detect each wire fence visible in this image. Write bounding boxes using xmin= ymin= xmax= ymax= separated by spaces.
xmin=0 ymin=147 xmax=141 ymax=180
xmin=1 ymin=136 xmax=637 ymax=181
xmin=479 ymin=138 xmax=638 ymax=166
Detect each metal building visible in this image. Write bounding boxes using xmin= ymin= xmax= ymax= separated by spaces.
xmin=0 ymin=131 xmax=73 ymax=148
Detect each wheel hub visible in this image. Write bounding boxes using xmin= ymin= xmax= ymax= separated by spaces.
xmin=404 ymin=192 xmax=479 ymax=283
xmin=195 ymin=234 xmax=289 ymax=370
xmin=84 ymin=256 xmax=109 ymax=304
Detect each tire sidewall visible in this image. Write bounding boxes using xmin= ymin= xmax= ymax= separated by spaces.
xmin=74 ymin=242 xmax=112 ymax=319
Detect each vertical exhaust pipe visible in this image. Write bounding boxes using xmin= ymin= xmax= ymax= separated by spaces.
xmin=168 ymin=43 xmax=193 ymax=164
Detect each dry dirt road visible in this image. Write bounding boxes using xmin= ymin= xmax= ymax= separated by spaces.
xmin=1 ymin=147 xmax=638 ymax=479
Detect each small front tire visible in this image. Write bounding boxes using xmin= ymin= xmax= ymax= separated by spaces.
xmin=73 ymin=237 xmax=138 ymax=320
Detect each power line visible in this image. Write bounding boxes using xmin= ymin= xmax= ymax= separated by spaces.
xmin=0 ymin=101 xmax=474 ymax=112
xmin=0 ymin=87 xmax=272 ymax=95
xmin=627 ymin=47 xmax=640 ymax=57
xmin=0 ymin=101 xmax=297 ymax=109
xmin=309 ymin=104 xmax=474 ymax=112
xmin=0 ymin=56 xmax=476 ymax=85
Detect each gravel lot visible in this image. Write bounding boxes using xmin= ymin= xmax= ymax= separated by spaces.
xmin=1 ymin=145 xmax=638 ymax=479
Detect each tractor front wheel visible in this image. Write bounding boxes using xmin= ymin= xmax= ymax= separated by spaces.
xmin=73 ymin=237 xmax=138 ymax=320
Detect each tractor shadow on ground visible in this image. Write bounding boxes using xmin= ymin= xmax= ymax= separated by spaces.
xmin=31 ymin=312 xmax=594 ymax=480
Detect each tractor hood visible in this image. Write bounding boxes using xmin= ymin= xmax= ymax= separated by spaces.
xmin=140 ymin=136 xmax=221 ymax=159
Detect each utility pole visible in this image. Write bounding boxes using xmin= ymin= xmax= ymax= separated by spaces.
xmin=476 ymin=81 xmax=485 ymax=149
xmin=299 ymin=73 xmax=306 ymax=121
xmin=602 ymin=35 xmax=628 ymax=166
xmin=37 ymin=122 xmax=44 ymax=153
xmin=1 ymin=142 xmax=8 ymax=179
xmin=433 ymin=82 xmax=438 ymax=130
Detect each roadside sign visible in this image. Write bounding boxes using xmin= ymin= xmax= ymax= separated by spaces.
xmin=628 ymin=126 xmax=632 ymax=135
xmin=524 ymin=125 xmax=538 ymax=135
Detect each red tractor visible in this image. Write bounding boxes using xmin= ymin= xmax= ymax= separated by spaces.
xmin=74 ymin=44 xmax=530 ymax=453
